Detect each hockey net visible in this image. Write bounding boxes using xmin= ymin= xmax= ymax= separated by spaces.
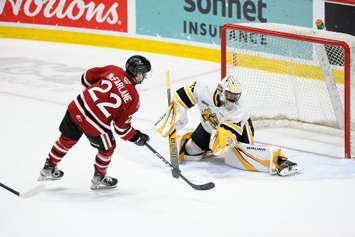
xmin=221 ymin=23 xmax=355 ymax=158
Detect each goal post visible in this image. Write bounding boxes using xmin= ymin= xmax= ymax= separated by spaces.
xmin=220 ymin=23 xmax=355 ymax=159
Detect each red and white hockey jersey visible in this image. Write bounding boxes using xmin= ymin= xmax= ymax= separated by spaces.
xmin=68 ymin=65 xmax=139 ymax=140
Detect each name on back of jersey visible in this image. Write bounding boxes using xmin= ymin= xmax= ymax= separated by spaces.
xmin=107 ymin=73 xmax=132 ymax=103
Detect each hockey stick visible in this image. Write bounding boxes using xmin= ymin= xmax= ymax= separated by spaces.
xmin=145 ymin=142 xmax=215 ymax=191
xmin=0 ymin=182 xmax=45 ymax=199
xmin=165 ymin=70 xmax=180 ymax=178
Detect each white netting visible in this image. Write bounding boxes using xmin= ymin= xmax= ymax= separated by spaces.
xmin=222 ymin=23 xmax=355 ymax=158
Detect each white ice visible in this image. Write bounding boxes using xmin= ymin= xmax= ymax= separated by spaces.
xmin=1 ymin=39 xmax=355 ymax=237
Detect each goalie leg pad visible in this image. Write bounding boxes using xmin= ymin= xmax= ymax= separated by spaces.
xmin=224 ymin=143 xmax=271 ymax=172
xmin=178 ymin=131 xmax=192 ymax=161
xmin=178 ymin=131 xmax=204 ymax=162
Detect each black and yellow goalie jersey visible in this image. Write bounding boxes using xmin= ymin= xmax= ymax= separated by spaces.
xmin=173 ymin=80 xmax=253 ymax=143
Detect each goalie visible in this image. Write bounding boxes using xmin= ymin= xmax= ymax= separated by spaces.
xmin=155 ymin=74 xmax=301 ymax=176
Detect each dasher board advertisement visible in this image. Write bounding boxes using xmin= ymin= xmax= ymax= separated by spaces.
xmin=0 ymin=0 xmax=128 ymax=32
xmin=136 ymin=0 xmax=313 ymax=45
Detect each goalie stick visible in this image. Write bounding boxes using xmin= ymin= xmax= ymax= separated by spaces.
xmin=145 ymin=143 xmax=215 ymax=191
xmin=165 ymin=70 xmax=180 ymax=178
xmin=0 ymin=182 xmax=45 ymax=199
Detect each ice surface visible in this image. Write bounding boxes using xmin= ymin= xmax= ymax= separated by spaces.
xmin=0 ymin=39 xmax=355 ymax=237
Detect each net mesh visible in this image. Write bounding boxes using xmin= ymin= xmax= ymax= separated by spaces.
xmin=223 ymin=23 xmax=355 ymax=158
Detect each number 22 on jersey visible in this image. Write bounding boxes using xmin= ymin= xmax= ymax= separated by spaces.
xmin=88 ymin=80 xmax=122 ymax=118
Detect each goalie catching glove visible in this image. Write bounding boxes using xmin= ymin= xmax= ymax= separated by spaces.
xmin=209 ymin=125 xmax=237 ymax=156
xmin=154 ymin=101 xmax=188 ymax=137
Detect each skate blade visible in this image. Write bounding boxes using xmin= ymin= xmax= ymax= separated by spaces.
xmin=278 ymin=166 xmax=303 ymax=177
xmin=90 ymin=184 xmax=117 ymax=190
xmin=37 ymin=176 xmax=62 ymax=182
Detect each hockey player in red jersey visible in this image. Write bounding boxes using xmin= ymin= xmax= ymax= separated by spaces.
xmin=38 ymin=55 xmax=151 ymax=190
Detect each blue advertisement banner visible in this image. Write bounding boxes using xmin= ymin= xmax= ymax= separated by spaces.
xmin=136 ymin=0 xmax=313 ymax=45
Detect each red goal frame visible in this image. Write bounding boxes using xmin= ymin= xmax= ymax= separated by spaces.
xmin=220 ymin=23 xmax=352 ymax=158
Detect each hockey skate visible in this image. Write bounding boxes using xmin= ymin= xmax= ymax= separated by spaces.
xmin=90 ymin=172 xmax=118 ymax=190
xmin=277 ymin=159 xmax=302 ymax=176
xmin=38 ymin=159 xmax=64 ymax=181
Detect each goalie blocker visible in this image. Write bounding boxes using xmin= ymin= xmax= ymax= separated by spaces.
xmin=155 ymin=75 xmax=301 ymax=176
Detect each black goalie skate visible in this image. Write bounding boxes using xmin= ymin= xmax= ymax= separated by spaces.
xmin=277 ymin=159 xmax=302 ymax=176
xmin=38 ymin=159 xmax=64 ymax=181
xmin=90 ymin=172 xmax=118 ymax=190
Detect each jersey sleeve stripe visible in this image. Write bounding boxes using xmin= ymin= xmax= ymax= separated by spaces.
xmin=184 ymin=85 xmax=197 ymax=105
xmin=175 ymin=87 xmax=195 ymax=109
xmin=221 ymin=121 xmax=243 ymax=136
xmin=113 ymin=123 xmax=133 ymax=139
xmin=113 ymin=123 xmax=129 ymax=134
xmin=113 ymin=124 xmax=127 ymax=133
xmin=173 ymin=93 xmax=189 ymax=110
xmin=81 ymin=72 xmax=91 ymax=87
xmin=119 ymin=127 xmax=134 ymax=139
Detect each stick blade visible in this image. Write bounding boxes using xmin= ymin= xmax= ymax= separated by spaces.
xmin=19 ymin=184 xmax=46 ymax=199
xmin=192 ymin=182 xmax=215 ymax=191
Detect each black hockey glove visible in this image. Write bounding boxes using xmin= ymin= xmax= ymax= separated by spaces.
xmin=130 ymin=130 xmax=150 ymax=146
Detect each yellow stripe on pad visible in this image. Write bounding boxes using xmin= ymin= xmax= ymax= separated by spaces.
xmin=231 ymin=147 xmax=257 ymax=171
xmin=237 ymin=146 xmax=270 ymax=168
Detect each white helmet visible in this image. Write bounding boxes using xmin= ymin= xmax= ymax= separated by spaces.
xmin=217 ymin=74 xmax=242 ymax=111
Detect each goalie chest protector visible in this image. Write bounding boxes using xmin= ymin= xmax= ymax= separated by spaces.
xmin=192 ymin=81 xmax=251 ymax=133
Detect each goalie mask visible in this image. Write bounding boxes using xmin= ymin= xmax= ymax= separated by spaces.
xmin=217 ymin=74 xmax=242 ymax=111
xmin=125 ymin=55 xmax=152 ymax=84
